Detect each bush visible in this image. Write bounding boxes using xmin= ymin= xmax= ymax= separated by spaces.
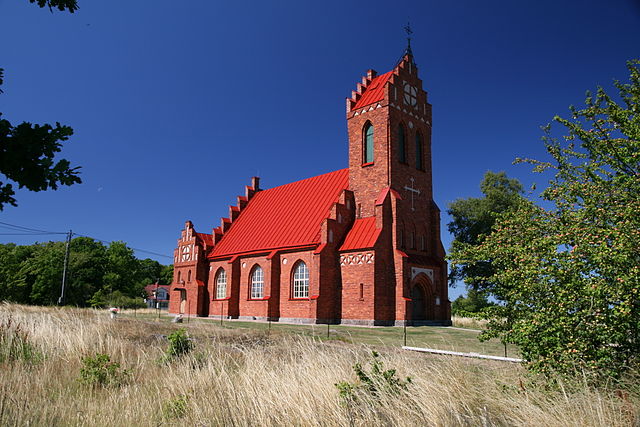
xmin=78 ymin=353 xmax=131 ymax=388
xmin=336 ymin=351 xmax=411 ymax=403
xmin=159 ymin=328 xmax=194 ymax=364
xmin=162 ymin=395 xmax=189 ymax=420
xmin=88 ymin=290 xmax=146 ymax=309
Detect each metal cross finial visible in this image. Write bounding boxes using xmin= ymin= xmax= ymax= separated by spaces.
xmin=403 ymin=21 xmax=413 ymax=55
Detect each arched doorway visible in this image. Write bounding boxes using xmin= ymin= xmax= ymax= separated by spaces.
xmin=179 ymin=289 xmax=187 ymax=314
xmin=411 ymin=284 xmax=426 ymax=320
xmin=410 ymin=273 xmax=434 ymax=321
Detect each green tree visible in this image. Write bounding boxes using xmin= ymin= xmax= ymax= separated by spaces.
xmin=452 ymin=60 xmax=640 ymax=379
xmin=0 ymin=243 xmax=36 ymax=303
xmin=103 ymin=241 xmax=139 ymax=297
xmin=160 ymin=264 xmax=174 ymax=287
xmin=451 ymin=288 xmax=494 ymax=315
xmin=18 ymin=241 xmax=65 ymax=305
xmin=66 ymin=237 xmax=107 ymax=306
xmin=0 ymin=1 xmax=80 ymax=210
xmin=446 ymin=170 xmax=523 ymax=292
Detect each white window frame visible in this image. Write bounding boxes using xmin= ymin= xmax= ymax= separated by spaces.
xmin=215 ymin=269 xmax=227 ymax=299
xmin=250 ymin=266 xmax=264 ymax=299
xmin=292 ymin=262 xmax=309 ymax=299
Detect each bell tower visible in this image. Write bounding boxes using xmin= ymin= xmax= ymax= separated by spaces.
xmin=346 ymin=50 xmax=433 ymax=218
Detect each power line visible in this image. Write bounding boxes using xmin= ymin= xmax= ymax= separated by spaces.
xmin=0 ymin=232 xmax=68 ymax=236
xmin=71 ymin=232 xmax=172 ymax=259
xmin=0 ymin=221 xmax=66 ymax=234
xmin=0 ymin=221 xmax=172 ymax=259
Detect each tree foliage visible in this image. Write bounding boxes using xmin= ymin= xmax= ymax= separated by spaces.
xmin=446 ymin=170 xmax=523 ymax=290
xmin=451 ymin=60 xmax=640 ymax=379
xmin=28 ymin=0 xmax=78 ymax=13
xmin=451 ymin=288 xmax=494 ymax=315
xmin=0 ymin=1 xmax=80 ymax=209
xmin=0 ymin=238 xmax=172 ymax=307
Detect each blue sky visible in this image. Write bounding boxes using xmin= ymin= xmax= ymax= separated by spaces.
xmin=1 ymin=0 xmax=639 ymax=300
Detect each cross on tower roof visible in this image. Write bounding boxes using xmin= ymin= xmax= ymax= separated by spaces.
xmin=403 ymin=21 xmax=413 ymax=56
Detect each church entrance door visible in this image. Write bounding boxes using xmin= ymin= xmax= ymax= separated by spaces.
xmin=410 ymin=273 xmax=434 ymax=322
xmin=179 ymin=289 xmax=187 ymax=314
xmin=411 ymin=284 xmax=426 ymax=321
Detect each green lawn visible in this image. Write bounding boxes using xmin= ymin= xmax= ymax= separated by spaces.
xmin=123 ymin=310 xmax=517 ymax=358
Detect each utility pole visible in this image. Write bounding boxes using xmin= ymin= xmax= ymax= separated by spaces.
xmin=58 ymin=230 xmax=73 ymax=305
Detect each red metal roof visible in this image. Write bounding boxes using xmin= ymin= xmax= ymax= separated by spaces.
xmin=211 ymin=169 xmax=349 ymax=258
xmin=354 ymin=71 xmax=393 ymax=109
xmin=340 ymin=217 xmax=381 ymax=251
xmin=375 ymin=187 xmax=402 ymax=205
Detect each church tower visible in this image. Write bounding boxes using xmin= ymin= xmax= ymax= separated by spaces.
xmin=342 ymin=46 xmax=449 ymax=325
xmin=347 ymin=49 xmax=432 ymax=217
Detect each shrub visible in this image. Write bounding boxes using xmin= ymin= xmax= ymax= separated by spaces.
xmin=159 ymin=328 xmax=194 ymax=364
xmin=336 ymin=351 xmax=411 ymax=403
xmin=167 ymin=328 xmax=193 ymax=357
xmin=162 ymin=395 xmax=189 ymax=420
xmin=78 ymin=353 xmax=131 ymax=388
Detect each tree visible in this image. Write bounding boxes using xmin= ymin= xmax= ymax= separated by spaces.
xmin=103 ymin=241 xmax=139 ymax=297
xmin=446 ymin=170 xmax=523 ymax=292
xmin=451 ymin=288 xmax=494 ymax=315
xmin=452 ymin=60 xmax=640 ymax=379
xmin=28 ymin=0 xmax=78 ymax=13
xmin=66 ymin=237 xmax=107 ymax=306
xmin=0 ymin=1 xmax=81 ymax=210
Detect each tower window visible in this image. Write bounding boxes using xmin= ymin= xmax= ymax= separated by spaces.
xmin=363 ymin=122 xmax=374 ymax=164
xmin=250 ymin=265 xmax=264 ymax=299
xmin=398 ymin=125 xmax=406 ymax=163
xmin=415 ymin=132 xmax=424 ymax=171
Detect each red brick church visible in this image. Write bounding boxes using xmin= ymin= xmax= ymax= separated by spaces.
xmin=169 ymin=48 xmax=450 ymax=326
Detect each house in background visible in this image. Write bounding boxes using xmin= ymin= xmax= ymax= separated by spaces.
xmin=144 ymin=284 xmax=170 ymax=310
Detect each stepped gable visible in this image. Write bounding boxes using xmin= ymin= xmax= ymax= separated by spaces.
xmin=211 ymin=178 xmax=260 ymax=244
xmin=352 ymin=70 xmax=393 ymax=110
xmin=210 ymin=169 xmax=349 ymax=258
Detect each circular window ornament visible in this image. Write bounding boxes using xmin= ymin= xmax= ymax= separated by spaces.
xmin=403 ymin=83 xmax=417 ymax=107
xmin=282 ymin=258 xmax=288 ymax=265
xmin=242 ymin=262 xmax=246 ymax=268
xmin=408 ymin=121 xmax=414 ymax=129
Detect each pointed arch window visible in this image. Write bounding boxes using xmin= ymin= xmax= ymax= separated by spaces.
xmin=363 ymin=122 xmax=374 ymax=164
xmin=398 ymin=124 xmax=407 ymax=163
xmin=250 ymin=265 xmax=264 ymax=299
xmin=215 ymin=268 xmax=227 ymax=299
xmin=415 ymin=132 xmax=424 ymax=171
xmin=292 ymin=261 xmax=309 ymax=299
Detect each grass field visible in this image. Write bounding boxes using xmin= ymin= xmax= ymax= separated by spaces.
xmin=121 ymin=310 xmax=514 ymax=357
xmin=0 ymin=303 xmax=637 ymax=426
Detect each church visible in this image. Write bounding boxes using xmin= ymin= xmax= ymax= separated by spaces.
xmin=169 ymin=46 xmax=450 ymax=326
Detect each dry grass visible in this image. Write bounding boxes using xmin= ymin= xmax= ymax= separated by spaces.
xmin=0 ymin=303 xmax=637 ymax=426
xmin=451 ymin=315 xmax=489 ymax=330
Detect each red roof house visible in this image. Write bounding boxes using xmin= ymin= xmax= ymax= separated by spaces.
xmin=169 ymin=48 xmax=450 ymax=326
